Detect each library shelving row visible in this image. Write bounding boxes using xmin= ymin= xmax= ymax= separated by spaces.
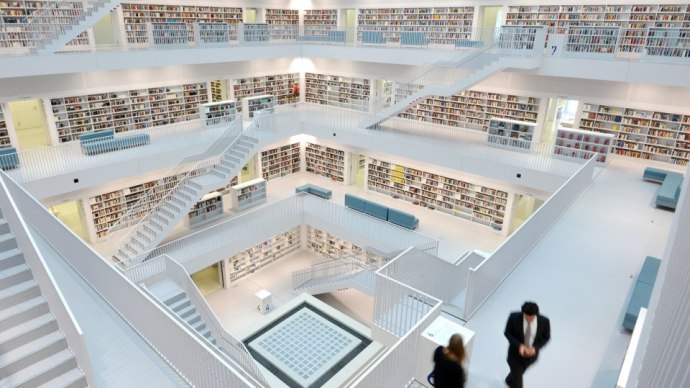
xmin=303 ymin=9 xmax=338 ymax=35
xmin=229 ymin=177 xmax=267 ymax=211
xmin=306 ymin=226 xmax=383 ymax=266
xmin=504 ymin=3 xmax=690 ymax=55
xmin=565 ymin=26 xmax=619 ymax=54
xmin=232 ymin=73 xmax=298 ymax=110
xmin=398 ymin=90 xmax=541 ymax=131
xmin=120 ymin=2 xmax=243 ymax=45
xmin=554 ymin=127 xmax=613 ymax=164
xmin=265 ymin=8 xmax=299 ymax=40
xmin=200 ymin=100 xmax=236 ymax=126
xmin=187 ymin=191 xmax=223 ymax=227
xmin=356 ymin=7 xmax=475 ymax=45
xmin=0 ymin=0 xmax=89 ymax=49
xmin=487 ymin=118 xmax=536 ymax=151
xmin=226 ymin=227 xmax=300 ymax=283
xmin=577 ymin=102 xmax=690 ymax=166
xmin=367 ymin=157 xmax=509 ymax=231
xmin=305 ymin=72 xmax=371 ymax=112
xmin=49 ymin=82 xmax=209 ymax=143
xmin=0 ymin=107 xmax=9 ymax=149
xmin=241 ymin=95 xmax=276 ymax=120
xmin=210 ymin=80 xmax=227 ymax=102
xmin=260 ymin=142 xmax=301 ymax=181
xmin=305 ymin=142 xmax=345 ymax=182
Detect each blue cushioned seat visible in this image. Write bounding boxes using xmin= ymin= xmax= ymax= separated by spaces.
xmin=642 ymin=167 xmax=669 ymax=183
xmin=455 ymin=39 xmax=482 ymax=48
xmin=0 ymin=147 xmax=19 ymax=170
xmin=295 ymin=184 xmax=332 ymax=199
xmin=638 ymin=256 xmax=661 ymax=285
xmin=81 ymin=131 xmax=150 ymax=155
xmin=642 ymin=167 xmax=683 ymax=210
xmin=344 ymin=194 xmax=366 ymax=212
xmin=387 ymin=208 xmax=419 ymax=229
xmin=623 ymin=256 xmax=661 ymax=331
xmin=364 ymin=200 xmax=388 ymax=220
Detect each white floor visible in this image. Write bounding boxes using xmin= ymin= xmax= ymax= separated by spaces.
xmin=199 ymin=155 xmax=678 ymax=388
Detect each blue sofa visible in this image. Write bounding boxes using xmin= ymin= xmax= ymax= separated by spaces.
xmin=0 ymin=147 xmax=19 ymax=170
xmin=296 ymin=184 xmax=332 ymax=199
xmin=643 ymin=167 xmax=683 ymax=209
xmin=623 ymin=256 xmax=661 ymax=331
xmin=80 ymin=130 xmax=151 ymax=155
xmin=344 ymin=194 xmax=419 ymax=229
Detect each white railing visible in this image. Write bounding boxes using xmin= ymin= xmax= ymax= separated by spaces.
xmin=4 ymin=118 xmax=218 ymax=184
xmin=463 ymin=157 xmax=597 ymax=320
xmin=139 ymin=192 xmax=438 ymax=271
xmin=0 ymin=173 xmax=95 ymax=387
xmin=348 ymin=270 xmax=442 ymax=387
xmin=0 ymin=170 xmax=257 ymax=387
xmin=292 ymin=256 xmax=369 ymax=290
xmin=161 ymin=256 xmax=270 ymax=388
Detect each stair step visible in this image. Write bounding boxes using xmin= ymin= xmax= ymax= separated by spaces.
xmin=0 ymin=263 xmax=32 ymax=289
xmin=0 ymin=247 xmax=24 ymax=271
xmin=0 ymin=296 xmax=49 ymax=332
xmin=0 ymin=348 xmax=77 ymax=388
xmin=176 ymin=304 xmax=196 ymax=319
xmin=0 ymin=280 xmax=40 ymax=311
xmin=0 ymin=331 xmax=66 ymax=377
xmin=167 ymin=296 xmax=191 ymax=313
xmin=0 ymin=314 xmax=58 ymax=351
xmin=36 ymin=367 xmax=87 ymax=388
xmin=0 ymin=232 xmax=17 ymax=252
xmin=186 ymin=312 xmax=201 ymax=326
xmin=0 ymin=218 xmax=10 ymax=234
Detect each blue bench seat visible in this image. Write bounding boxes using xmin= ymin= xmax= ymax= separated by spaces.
xmin=642 ymin=167 xmax=683 ymax=210
xmin=623 ymin=256 xmax=661 ymax=331
xmin=80 ymin=130 xmax=151 ymax=155
xmin=0 ymin=147 xmax=19 ymax=170
xmin=296 ymin=184 xmax=332 ymax=199
xmin=344 ymin=194 xmax=419 ymax=229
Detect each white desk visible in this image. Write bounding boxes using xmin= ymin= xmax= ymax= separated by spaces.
xmin=416 ymin=316 xmax=476 ymax=386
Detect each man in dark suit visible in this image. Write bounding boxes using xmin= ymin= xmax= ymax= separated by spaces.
xmin=504 ymin=301 xmax=551 ymax=388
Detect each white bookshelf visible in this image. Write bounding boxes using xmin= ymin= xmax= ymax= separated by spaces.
xmin=230 ymin=177 xmax=267 ymax=211
xmin=200 ymin=99 xmax=236 ymax=126
xmin=399 ymin=90 xmax=540 ymax=131
xmin=0 ymin=0 xmax=90 ymax=49
xmin=646 ymin=28 xmax=690 ymax=58
xmin=305 ymin=73 xmax=371 ymax=112
xmin=264 ymin=9 xmax=299 ymax=40
xmin=356 ymin=7 xmax=475 ymax=45
xmin=487 ymin=118 xmax=537 ymax=151
xmin=565 ymin=26 xmax=619 ymax=55
xmin=188 ymin=191 xmax=223 ymax=227
xmin=120 ymin=3 xmax=243 ymax=45
xmin=232 ymin=73 xmax=298 ymax=110
xmin=306 ymin=226 xmax=382 ymax=266
xmin=367 ymin=158 xmax=508 ymax=231
xmin=260 ymin=142 xmax=301 ymax=181
xmin=305 ymin=142 xmax=345 ymax=182
xmin=210 ymin=80 xmax=228 ymax=102
xmin=243 ymin=23 xmax=270 ymax=43
xmin=304 ymin=9 xmax=337 ymax=35
xmin=554 ymin=127 xmax=614 ymax=164
xmin=0 ymin=107 xmax=10 ymax=149
xmin=241 ymin=95 xmax=276 ymax=120
xmin=226 ymin=227 xmax=300 ymax=283
xmin=49 ymin=82 xmax=208 ymax=143
xmin=578 ymin=103 xmax=690 ymax=166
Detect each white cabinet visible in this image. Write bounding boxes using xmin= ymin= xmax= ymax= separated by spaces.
xmin=241 ymin=95 xmax=276 ymax=120
xmin=487 ymin=118 xmax=536 ymax=151
xmin=230 ymin=177 xmax=267 ymax=211
xmin=188 ymin=191 xmax=223 ymax=227
xmin=554 ymin=127 xmax=613 ymax=165
xmin=200 ymin=100 xmax=237 ymax=126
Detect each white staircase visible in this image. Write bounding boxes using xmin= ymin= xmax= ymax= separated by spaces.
xmin=374 ymin=295 xmax=434 ymax=336
xmin=148 ymin=281 xmax=217 ymax=347
xmin=113 ymin=132 xmax=261 ymax=266
xmin=25 ymin=0 xmax=123 ymax=54
xmin=293 ymin=258 xmax=376 ymax=296
xmin=360 ymin=27 xmax=546 ymax=129
xmin=0 ymin=216 xmax=87 ymax=388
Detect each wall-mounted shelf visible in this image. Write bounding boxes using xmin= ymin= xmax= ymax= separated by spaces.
xmin=305 ymin=142 xmax=345 ymax=182
xmin=554 ymin=127 xmax=613 ymax=164
xmin=226 ymin=227 xmax=300 ymax=283
xmin=305 ymin=73 xmax=371 ymax=112
xmin=304 ymin=9 xmax=337 ymax=35
xmin=487 ymin=118 xmax=536 ymax=151
xmin=0 ymin=106 xmax=10 ymax=149
xmin=367 ymin=157 xmax=509 ymax=231
xmin=261 ymin=142 xmax=301 ymax=181
xmin=357 ymin=7 xmax=475 ymax=44
xmin=188 ymin=191 xmax=223 ymax=227
xmin=265 ymin=9 xmax=299 ymax=40
xmin=399 ymin=90 xmax=540 ymax=131
xmin=230 ymin=177 xmax=267 ymax=211
xmin=241 ymin=94 xmax=276 ymax=120
xmin=49 ymin=82 xmax=208 ymax=143
xmin=233 ymin=73 xmax=298 ymax=110
xmin=306 ymin=226 xmax=383 ymax=266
